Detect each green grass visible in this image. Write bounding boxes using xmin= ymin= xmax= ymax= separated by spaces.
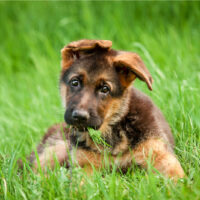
xmin=0 ymin=1 xmax=200 ymax=199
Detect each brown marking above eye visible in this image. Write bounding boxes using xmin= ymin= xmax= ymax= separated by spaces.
xmin=94 ymin=75 xmax=125 ymax=98
xmin=68 ymin=74 xmax=82 ymax=82
xmin=67 ymin=72 xmax=86 ymax=85
xmin=95 ymin=78 xmax=113 ymax=92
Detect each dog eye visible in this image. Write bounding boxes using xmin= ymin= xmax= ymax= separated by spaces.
xmin=100 ymin=85 xmax=110 ymax=94
xmin=70 ymin=79 xmax=80 ymax=87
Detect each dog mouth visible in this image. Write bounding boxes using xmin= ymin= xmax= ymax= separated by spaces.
xmin=65 ymin=118 xmax=101 ymax=131
xmin=70 ymin=124 xmax=100 ymax=132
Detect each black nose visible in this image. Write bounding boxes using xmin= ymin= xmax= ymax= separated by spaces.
xmin=72 ymin=110 xmax=89 ymax=122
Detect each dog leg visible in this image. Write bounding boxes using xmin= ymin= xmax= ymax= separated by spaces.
xmin=29 ymin=123 xmax=70 ymax=171
xmin=71 ymin=148 xmax=104 ymax=175
xmin=31 ymin=140 xmax=69 ymax=171
xmin=132 ymin=138 xmax=185 ymax=179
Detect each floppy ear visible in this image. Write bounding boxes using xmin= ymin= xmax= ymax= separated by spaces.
xmin=61 ymin=39 xmax=112 ymax=70
xmin=113 ymin=52 xmax=153 ymax=90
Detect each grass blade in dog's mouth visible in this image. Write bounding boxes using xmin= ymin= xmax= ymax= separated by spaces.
xmin=87 ymin=127 xmax=111 ymax=147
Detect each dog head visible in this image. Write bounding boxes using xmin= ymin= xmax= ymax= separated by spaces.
xmin=59 ymin=39 xmax=153 ymax=131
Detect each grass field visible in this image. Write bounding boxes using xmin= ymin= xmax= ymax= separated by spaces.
xmin=0 ymin=2 xmax=200 ymax=199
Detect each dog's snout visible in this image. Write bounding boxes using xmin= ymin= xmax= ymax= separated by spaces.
xmin=72 ymin=110 xmax=89 ymax=122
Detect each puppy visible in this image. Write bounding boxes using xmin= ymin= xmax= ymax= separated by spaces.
xmin=28 ymin=39 xmax=184 ymax=179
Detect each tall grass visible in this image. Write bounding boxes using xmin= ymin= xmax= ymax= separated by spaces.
xmin=0 ymin=2 xmax=200 ymax=199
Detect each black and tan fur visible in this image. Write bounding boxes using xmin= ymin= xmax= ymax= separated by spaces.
xmin=28 ymin=39 xmax=184 ymax=179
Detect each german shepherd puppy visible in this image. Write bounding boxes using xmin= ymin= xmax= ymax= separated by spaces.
xmin=28 ymin=39 xmax=184 ymax=179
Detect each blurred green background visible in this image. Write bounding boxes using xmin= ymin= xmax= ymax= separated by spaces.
xmin=0 ymin=2 xmax=200 ymax=199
